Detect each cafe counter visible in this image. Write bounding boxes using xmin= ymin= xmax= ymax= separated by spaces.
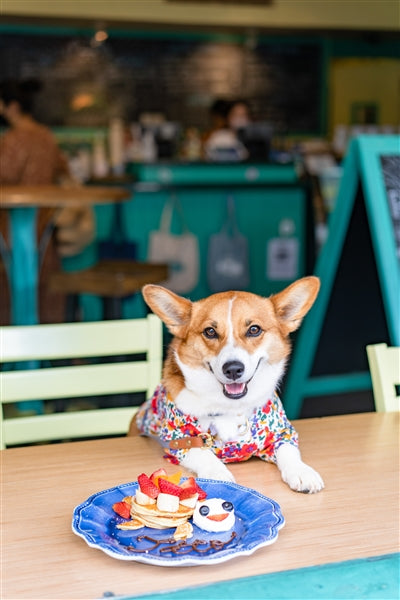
xmin=65 ymin=162 xmax=314 ymax=320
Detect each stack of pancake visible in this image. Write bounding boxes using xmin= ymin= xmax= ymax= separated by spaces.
xmin=117 ymin=496 xmax=194 ymax=539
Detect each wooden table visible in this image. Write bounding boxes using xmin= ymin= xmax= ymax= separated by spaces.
xmin=0 ymin=184 xmax=130 ymax=325
xmin=2 ymin=412 xmax=399 ymax=599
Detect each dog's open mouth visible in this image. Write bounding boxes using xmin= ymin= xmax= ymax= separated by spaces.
xmin=223 ymin=382 xmax=248 ymax=399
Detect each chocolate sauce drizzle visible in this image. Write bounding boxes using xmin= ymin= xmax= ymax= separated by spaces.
xmin=127 ymin=531 xmax=237 ymax=555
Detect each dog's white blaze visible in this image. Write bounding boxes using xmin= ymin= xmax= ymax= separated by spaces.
xmin=226 ymin=297 xmax=234 ymax=346
xmin=209 ymin=296 xmax=263 ymax=385
xmin=211 ymin=297 xmax=242 ymax=378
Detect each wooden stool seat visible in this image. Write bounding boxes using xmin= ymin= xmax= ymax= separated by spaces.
xmin=49 ymin=260 xmax=168 ymax=320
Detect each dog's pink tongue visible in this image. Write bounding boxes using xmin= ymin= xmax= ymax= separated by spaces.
xmin=224 ymin=382 xmax=245 ymax=395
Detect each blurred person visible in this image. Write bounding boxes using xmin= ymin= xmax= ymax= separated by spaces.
xmin=204 ymin=98 xmax=249 ymax=162
xmin=0 ymin=78 xmax=94 ymax=324
xmin=209 ymin=98 xmax=231 ymax=132
xmin=226 ymin=99 xmax=252 ymax=131
xmin=227 ymin=99 xmax=271 ymax=161
xmin=202 ymin=98 xmax=230 ymax=149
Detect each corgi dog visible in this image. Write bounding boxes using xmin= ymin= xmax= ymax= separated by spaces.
xmin=132 ymin=277 xmax=324 ymax=493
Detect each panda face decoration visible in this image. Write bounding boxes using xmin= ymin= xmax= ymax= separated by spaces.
xmin=193 ymin=498 xmax=235 ymax=532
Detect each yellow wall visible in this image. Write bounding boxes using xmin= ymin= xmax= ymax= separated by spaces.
xmin=2 ymin=0 xmax=399 ymax=32
xmin=330 ymin=58 xmax=400 ymax=132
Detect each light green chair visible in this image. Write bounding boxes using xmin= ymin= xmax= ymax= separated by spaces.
xmin=0 ymin=314 xmax=163 ymax=449
xmin=366 ymin=343 xmax=400 ymax=413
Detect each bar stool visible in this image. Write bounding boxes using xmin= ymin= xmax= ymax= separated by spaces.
xmin=49 ymin=260 xmax=168 ymax=320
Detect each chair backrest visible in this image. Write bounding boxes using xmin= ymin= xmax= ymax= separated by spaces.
xmin=0 ymin=314 xmax=163 ymax=449
xmin=366 ymin=343 xmax=400 ymax=413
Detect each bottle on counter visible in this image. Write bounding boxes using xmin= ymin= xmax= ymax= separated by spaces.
xmin=181 ymin=127 xmax=202 ymax=161
xmin=108 ymin=117 xmax=125 ymax=175
xmin=68 ymin=145 xmax=92 ymax=183
xmin=141 ymin=129 xmax=157 ymax=162
xmin=92 ymin=133 xmax=109 ymax=178
xmin=127 ymin=123 xmax=144 ymax=162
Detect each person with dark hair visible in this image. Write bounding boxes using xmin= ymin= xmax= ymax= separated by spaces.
xmin=0 ymin=79 xmax=72 ymax=187
xmin=209 ymin=98 xmax=231 ymax=131
xmin=0 ymin=79 xmax=94 ymax=324
xmin=0 ymin=78 xmax=41 ymax=114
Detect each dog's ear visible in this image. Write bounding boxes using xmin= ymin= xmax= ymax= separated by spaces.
xmin=142 ymin=285 xmax=192 ymax=338
xmin=271 ymin=276 xmax=320 ymax=333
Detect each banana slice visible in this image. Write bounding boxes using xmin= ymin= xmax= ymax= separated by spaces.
xmin=179 ymin=493 xmax=199 ymax=509
xmin=157 ymin=492 xmax=179 ymax=513
xmin=135 ymin=489 xmax=157 ymax=506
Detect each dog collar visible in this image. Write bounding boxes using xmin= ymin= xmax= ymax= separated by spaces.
xmin=168 ymin=432 xmax=213 ymax=450
xmin=167 ymin=418 xmax=250 ymax=450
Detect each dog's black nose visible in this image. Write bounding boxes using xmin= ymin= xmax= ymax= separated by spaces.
xmin=222 ymin=360 xmax=245 ymax=381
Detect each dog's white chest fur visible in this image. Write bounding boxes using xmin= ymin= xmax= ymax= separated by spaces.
xmin=198 ymin=413 xmax=251 ymax=443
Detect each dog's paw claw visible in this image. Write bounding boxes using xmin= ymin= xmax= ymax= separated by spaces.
xmin=282 ymin=463 xmax=324 ymax=494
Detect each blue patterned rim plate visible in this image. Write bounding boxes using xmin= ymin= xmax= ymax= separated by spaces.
xmin=72 ymin=479 xmax=285 ymax=566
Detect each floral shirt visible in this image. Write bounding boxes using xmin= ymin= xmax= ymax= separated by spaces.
xmin=136 ymin=384 xmax=298 ymax=465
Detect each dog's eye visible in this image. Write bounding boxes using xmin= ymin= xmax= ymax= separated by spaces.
xmin=246 ymin=325 xmax=262 ymax=337
xmin=203 ymin=327 xmax=218 ymax=339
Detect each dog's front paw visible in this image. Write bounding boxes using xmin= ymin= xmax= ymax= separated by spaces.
xmin=197 ymin=461 xmax=236 ymax=483
xmin=281 ymin=462 xmax=324 ymax=494
xmin=181 ymin=449 xmax=235 ymax=483
xmin=276 ymin=444 xmax=324 ymax=493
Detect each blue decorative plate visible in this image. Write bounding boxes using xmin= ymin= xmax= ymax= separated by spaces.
xmin=72 ymin=479 xmax=284 ymax=566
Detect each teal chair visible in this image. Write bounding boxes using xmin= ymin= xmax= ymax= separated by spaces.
xmin=366 ymin=343 xmax=400 ymax=413
xmin=0 ymin=314 xmax=163 ymax=449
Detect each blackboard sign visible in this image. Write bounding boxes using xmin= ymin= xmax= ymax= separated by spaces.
xmin=283 ymin=135 xmax=400 ymax=419
xmin=380 ymin=155 xmax=400 ymax=261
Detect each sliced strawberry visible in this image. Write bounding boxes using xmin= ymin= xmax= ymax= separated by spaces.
xmin=179 ymin=477 xmax=198 ymax=499
xmin=158 ymin=478 xmax=182 ymax=497
xmin=112 ymin=501 xmax=131 ymax=519
xmin=194 ymin=481 xmax=207 ymax=501
xmin=149 ymin=468 xmax=167 ymax=486
xmin=180 ymin=476 xmax=196 ymax=489
xmin=179 ymin=489 xmax=198 ymax=500
xmin=137 ymin=473 xmax=159 ymax=499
